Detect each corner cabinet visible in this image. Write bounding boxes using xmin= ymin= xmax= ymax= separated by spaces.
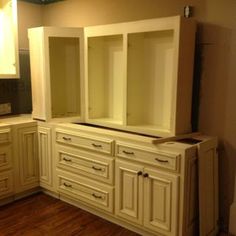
xmin=0 ymin=0 xmax=20 ymax=79
xmin=28 ymin=27 xmax=84 ymax=122
xmin=84 ymin=16 xmax=196 ymax=137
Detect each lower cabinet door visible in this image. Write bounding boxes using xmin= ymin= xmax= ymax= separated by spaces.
xmin=143 ymin=167 xmax=179 ymax=236
xmin=115 ymin=160 xmax=143 ymax=225
xmin=17 ymin=126 xmax=39 ymax=192
xmin=0 ymin=170 xmax=14 ymax=198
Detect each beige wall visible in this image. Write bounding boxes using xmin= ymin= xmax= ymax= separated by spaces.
xmin=17 ymin=1 xmax=43 ymax=49
xmin=18 ymin=0 xmax=236 ymax=231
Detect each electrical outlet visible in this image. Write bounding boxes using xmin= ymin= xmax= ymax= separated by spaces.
xmin=0 ymin=103 xmax=12 ymax=115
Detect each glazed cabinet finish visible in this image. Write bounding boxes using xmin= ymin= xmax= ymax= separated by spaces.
xmin=15 ymin=125 xmax=39 ymax=193
xmin=115 ymin=160 xmax=143 ymax=225
xmin=0 ymin=126 xmax=13 ymax=199
xmin=115 ymin=159 xmax=179 ymax=236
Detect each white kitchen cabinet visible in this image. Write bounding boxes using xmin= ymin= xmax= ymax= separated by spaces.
xmin=0 ymin=125 xmax=14 ymax=199
xmin=115 ymin=160 xmax=179 ymax=236
xmin=143 ymin=167 xmax=179 ymax=235
xmin=14 ymin=124 xmax=39 ymax=193
xmin=38 ymin=125 xmax=54 ymax=191
xmin=28 ymin=27 xmax=84 ymax=121
xmin=0 ymin=0 xmax=19 ymax=79
xmin=84 ymin=15 xmax=196 ymax=137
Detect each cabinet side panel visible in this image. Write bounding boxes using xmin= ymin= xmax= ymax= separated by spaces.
xmin=175 ymin=19 xmax=196 ymax=134
xmin=28 ymin=29 xmax=46 ymax=120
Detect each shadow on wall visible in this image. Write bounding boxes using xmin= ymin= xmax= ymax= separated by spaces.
xmin=196 ymin=22 xmax=236 ymax=231
xmin=0 ymin=49 xmax=32 ymax=115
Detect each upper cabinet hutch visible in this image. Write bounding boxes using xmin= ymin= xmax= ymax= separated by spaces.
xmin=28 ymin=15 xmax=196 ymax=137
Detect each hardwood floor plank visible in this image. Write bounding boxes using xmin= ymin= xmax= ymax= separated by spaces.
xmin=0 ymin=193 xmax=139 ymax=236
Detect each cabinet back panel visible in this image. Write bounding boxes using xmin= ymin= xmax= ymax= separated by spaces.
xmin=88 ymin=35 xmax=124 ymax=123
xmin=49 ymin=37 xmax=81 ymax=118
xmin=127 ymin=30 xmax=174 ymax=131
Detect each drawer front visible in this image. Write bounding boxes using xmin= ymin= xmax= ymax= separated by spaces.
xmin=0 ymin=128 xmax=11 ymax=144
xmin=116 ymin=143 xmax=180 ymax=172
xmin=57 ymin=171 xmax=114 ymax=213
xmin=0 ymin=170 xmax=14 ymax=198
xmin=56 ymin=145 xmax=114 ymax=184
xmin=0 ymin=145 xmax=12 ymax=171
xmin=56 ymin=129 xmax=114 ymax=155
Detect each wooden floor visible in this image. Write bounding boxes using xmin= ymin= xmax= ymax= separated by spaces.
xmin=0 ymin=193 xmax=139 ymax=236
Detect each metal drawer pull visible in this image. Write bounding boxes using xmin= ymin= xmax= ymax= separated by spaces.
xmin=62 ymin=136 xmax=71 ymax=141
xmin=92 ymin=166 xmax=103 ymax=171
xmin=92 ymin=193 xmax=103 ymax=199
xmin=63 ymin=183 xmax=72 ymax=188
xmin=155 ymin=158 xmax=169 ymax=163
xmin=122 ymin=150 xmax=134 ymax=155
xmin=63 ymin=157 xmax=72 ymax=162
xmin=92 ymin=143 xmax=102 ymax=148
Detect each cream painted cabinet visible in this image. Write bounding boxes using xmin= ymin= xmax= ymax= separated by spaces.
xmin=143 ymin=168 xmax=179 ymax=235
xmin=28 ymin=27 xmax=84 ymax=121
xmin=0 ymin=0 xmax=19 ymax=79
xmin=38 ymin=125 xmax=54 ymax=191
xmin=115 ymin=159 xmax=179 ymax=236
xmin=0 ymin=125 xmax=14 ymax=199
xmin=14 ymin=124 xmax=39 ymax=193
xmin=115 ymin=160 xmax=143 ymax=225
xmin=84 ymin=15 xmax=196 ymax=137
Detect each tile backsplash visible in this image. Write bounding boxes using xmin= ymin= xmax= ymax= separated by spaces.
xmin=0 ymin=49 xmax=32 ymax=116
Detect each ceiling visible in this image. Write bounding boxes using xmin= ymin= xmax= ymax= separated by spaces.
xmin=19 ymin=0 xmax=64 ymax=4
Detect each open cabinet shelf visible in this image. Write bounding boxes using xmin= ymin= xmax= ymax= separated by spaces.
xmin=87 ymin=35 xmax=125 ymax=125
xmin=85 ymin=16 xmax=196 ymax=137
xmin=28 ymin=27 xmax=84 ymax=121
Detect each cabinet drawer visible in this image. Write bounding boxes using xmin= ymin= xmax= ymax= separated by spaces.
xmin=57 ymin=171 xmax=114 ymax=213
xmin=0 ymin=145 xmax=12 ymax=171
xmin=56 ymin=129 xmax=114 ymax=155
xmin=56 ymin=145 xmax=114 ymax=184
xmin=0 ymin=128 xmax=11 ymax=144
xmin=0 ymin=170 xmax=14 ymax=198
xmin=116 ymin=143 xmax=180 ymax=172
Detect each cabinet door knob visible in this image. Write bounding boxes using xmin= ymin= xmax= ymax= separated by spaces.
xmin=143 ymin=173 xmax=149 ymax=178
xmin=137 ymin=171 xmax=143 ymax=176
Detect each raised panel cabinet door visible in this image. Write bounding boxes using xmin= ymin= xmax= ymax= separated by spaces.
xmin=18 ymin=126 xmax=39 ymax=189
xmin=38 ymin=126 xmax=52 ymax=189
xmin=143 ymin=168 xmax=179 ymax=236
xmin=115 ymin=160 xmax=143 ymax=225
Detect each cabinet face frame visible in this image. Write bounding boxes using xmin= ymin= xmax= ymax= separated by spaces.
xmin=28 ymin=27 xmax=85 ymax=122
xmin=0 ymin=0 xmax=19 ymax=79
xmin=84 ymin=16 xmax=196 ymax=137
